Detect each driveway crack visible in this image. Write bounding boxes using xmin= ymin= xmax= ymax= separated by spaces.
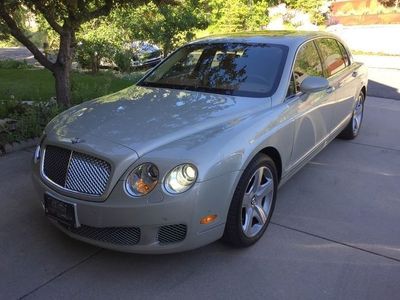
xmin=271 ymin=222 xmax=400 ymax=263
xmin=18 ymin=249 xmax=103 ymax=299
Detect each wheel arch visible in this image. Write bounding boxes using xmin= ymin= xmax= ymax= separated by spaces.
xmin=258 ymin=146 xmax=283 ymax=183
xmin=360 ymin=86 xmax=367 ymax=100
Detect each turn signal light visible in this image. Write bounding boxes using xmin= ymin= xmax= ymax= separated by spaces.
xmin=200 ymin=214 xmax=217 ymax=224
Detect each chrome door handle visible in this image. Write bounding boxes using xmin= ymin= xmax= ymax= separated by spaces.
xmin=326 ymin=86 xmax=335 ymax=94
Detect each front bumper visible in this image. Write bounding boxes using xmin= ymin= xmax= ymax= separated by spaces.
xmin=32 ymin=169 xmax=239 ymax=254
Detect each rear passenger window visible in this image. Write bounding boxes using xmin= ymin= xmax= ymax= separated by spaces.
xmin=316 ymin=38 xmax=347 ymax=77
xmin=289 ymin=41 xmax=323 ymax=95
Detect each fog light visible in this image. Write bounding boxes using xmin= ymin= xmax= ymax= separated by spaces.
xmin=200 ymin=214 xmax=217 ymax=224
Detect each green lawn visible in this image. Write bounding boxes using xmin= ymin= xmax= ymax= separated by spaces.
xmin=0 ymin=68 xmax=144 ymax=105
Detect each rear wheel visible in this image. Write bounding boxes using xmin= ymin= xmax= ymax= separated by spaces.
xmin=338 ymin=90 xmax=365 ymax=139
xmin=223 ymin=154 xmax=277 ymax=247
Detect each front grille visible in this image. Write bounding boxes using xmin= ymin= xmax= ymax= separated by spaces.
xmin=43 ymin=146 xmax=111 ymax=196
xmin=61 ymin=224 xmax=141 ymax=246
xmin=158 ymin=224 xmax=187 ymax=244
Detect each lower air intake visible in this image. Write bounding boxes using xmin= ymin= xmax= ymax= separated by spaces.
xmin=158 ymin=224 xmax=187 ymax=244
xmin=61 ymin=224 xmax=141 ymax=246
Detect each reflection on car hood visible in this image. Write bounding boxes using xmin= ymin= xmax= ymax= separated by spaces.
xmin=47 ymin=85 xmax=270 ymax=156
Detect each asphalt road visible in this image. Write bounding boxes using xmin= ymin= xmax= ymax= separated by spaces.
xmin=1 ymin=96 xmax=399 ymax=300
xmin=1 ymin=47 xmax=399 ymax=100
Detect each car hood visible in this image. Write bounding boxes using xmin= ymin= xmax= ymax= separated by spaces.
xmin=47 ymin=85 xmax=271 ymax=157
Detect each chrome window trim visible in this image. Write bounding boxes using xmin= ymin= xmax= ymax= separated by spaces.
xmin=284 ymin=35 xmax=353 ymax=102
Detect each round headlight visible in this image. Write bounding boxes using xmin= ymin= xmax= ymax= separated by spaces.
xmin=125 ymin=163 xmax=159 ymax=197
xmin=164 ymin=164 xmax=197 ymax=194
xmin=33 ymin=145 xmax=41 ymax=164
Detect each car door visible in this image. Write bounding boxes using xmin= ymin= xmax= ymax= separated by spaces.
xmin=286 ymin=40 xmax=334 ymax=168
xmin=315 ymin=38 xmax=358 ymax=131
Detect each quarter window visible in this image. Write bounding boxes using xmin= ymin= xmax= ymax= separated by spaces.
xmin=316 ymin=38 xmax=347 ymax=77
xmin=337 ymin=41 xmax=350 ymax=67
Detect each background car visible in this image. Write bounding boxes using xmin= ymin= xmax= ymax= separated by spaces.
xmin=130 ymin=41 xmax=163 ymax=69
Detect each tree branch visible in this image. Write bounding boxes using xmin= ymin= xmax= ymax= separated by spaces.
xmin=30 ymin=1 xmax=63 ymax=34
xmin=0 ymin=2 xmax=54 ymax=71
xmin=78 ymin=0 xmax=113 ymax=24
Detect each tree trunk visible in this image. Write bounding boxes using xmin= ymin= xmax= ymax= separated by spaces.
xmin=53 ymin=26 xmax=75 ymax=107
xmin=53 ymin=66 xmax=71 ymax=108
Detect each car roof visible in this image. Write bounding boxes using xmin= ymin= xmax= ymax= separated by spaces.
xmin=190 ymin=30 xmax=338 ymax=48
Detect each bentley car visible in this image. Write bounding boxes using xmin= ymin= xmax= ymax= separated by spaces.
xmin=32 ymin=31 xmax=368 ymax=254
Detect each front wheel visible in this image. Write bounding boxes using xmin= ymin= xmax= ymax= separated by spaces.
xmin=338 ymin=90 xmax=365 ymax=140
xmin=223 ymin=154 xmax=277 ymax=247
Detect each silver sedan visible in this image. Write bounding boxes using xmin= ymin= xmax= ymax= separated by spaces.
xmin=32 ymin=31 xmax=368 ymax=253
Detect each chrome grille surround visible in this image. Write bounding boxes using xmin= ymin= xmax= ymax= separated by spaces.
xmin=158 ymin=224 xmax=187 ymax=244
xmin=42 ymin=145 xmax=111 ymax=196
xmin=60 ymin=223 xmax=141 ymax=246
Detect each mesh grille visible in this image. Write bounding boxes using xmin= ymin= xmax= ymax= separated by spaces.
xmin=43 ymin=146 xmax=111 ymax=196
xmin=62 ymin=224 xmax=141 ymax=246
xmin=65 ymin=152 xmax=111 ymax=195
xmin=158 ymin=224 xmax=187 ymax=244
xmin=43 ymin=146 xmax=71 ymax=186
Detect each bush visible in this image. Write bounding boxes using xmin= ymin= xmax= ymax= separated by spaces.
xmin=75 ymin=39 xmax=117 ymax=72
xmin=113 ymin=50 xmax=132 ymax=73
xmin=0 ymin=100 xmax=61 ymax=146
xmin=0 ymin=59 xmax=31 ymax=69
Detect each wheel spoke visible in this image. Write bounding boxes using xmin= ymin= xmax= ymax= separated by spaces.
xmin=242 ymin=192 xmax=252 ymax=208
xmin=244 ymin=207 xmax=254 ymax=234
xmin=256 ymin=179 xmax=273 ymax=198
xmin=354 ymin=116 xmax=359 ymax=130
xmin=257 ymin=167 xmax=265 ymax=185
xmin=254 ymin=204 xmax=267 ymax=225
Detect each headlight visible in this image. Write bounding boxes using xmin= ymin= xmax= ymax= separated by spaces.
xmin=33 ymin=145 xmax=41 ymax=164
xmin=164 ymin=164 xmax=197 ymax=194
xmin=33 ymin=133 xmax=46 ymax=164
xmin=125 ymin=163 xmax=159 ymax=197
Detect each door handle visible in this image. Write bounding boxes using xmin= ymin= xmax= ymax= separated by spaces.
xmin=352 ymin=71 xmax=358 ymax=77
xmin=326 ymin=86 xmax=335 ymax=94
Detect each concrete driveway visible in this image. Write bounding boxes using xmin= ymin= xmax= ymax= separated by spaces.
xmin=1 ymin=96 xmax=399 ymax=299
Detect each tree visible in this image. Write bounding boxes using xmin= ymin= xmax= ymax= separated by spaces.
xmin=204 ymin=0 xmax=269 ymax=33
xmin=114 ymin=0 xmax=208 ymax=57
xmin=0 ymin=0 xmax=172 ymax=107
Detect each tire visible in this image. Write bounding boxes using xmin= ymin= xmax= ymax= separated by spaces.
xmin=223 ymin=153 xmax=278 ymax=247
xmin=338 ymin=90 xmax=365 ymax=140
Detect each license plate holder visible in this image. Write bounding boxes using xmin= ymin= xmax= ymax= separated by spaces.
xmin=43 ymin=194 xmax=78 ymax=228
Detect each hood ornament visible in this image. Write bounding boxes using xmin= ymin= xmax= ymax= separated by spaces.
xmin=71 ymin=137 xmax=84 ymax=144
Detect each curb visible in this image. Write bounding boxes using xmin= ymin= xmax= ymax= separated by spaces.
xmin=0 ymin=137 xmax=40 ymax=156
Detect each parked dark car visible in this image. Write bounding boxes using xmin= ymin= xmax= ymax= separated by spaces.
xmin=130 ymin=41 xmax=163 ymax=69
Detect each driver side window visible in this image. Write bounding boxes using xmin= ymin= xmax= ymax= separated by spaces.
xmin=287 ymin=41 xmax=323 ymax=97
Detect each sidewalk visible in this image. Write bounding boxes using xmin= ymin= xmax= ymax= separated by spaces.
xmin=354 ymin=55 xmax=400 ymax=100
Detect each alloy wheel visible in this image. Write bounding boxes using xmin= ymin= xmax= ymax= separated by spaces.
xmin=241 ymin=166 xmax=274 ymax=238
xmin=352 ymin=94 xmax=364 ymax=135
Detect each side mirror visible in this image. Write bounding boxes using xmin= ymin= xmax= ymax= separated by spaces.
xmin=300 ymin=76 xmax=329 ymax=94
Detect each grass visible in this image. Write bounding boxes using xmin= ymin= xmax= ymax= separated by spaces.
xmin=351 ymin=50 xmax=400 ymax=57
xmin=0 ymin=66 xmax=145 ymax=148
xmin=0 ymin=68 xmax=144 ymax=105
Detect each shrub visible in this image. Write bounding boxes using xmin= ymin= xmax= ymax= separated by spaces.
xmin=0 ymin=59 xmax=31 ymax=69
xmin=113 ymin=50 xmax=132 ymax=73
xmin=0 ymin=100 xmax=61 ymax=146
xmin=75 ymin=39 xmax=117 ymax=72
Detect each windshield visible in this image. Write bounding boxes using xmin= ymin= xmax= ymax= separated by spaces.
xmin=138 ymin=42 xmax=288 ymax=97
